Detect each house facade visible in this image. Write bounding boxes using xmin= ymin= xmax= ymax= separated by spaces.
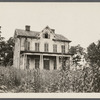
xmin=13 ymin=25 xmax=72 ymax=70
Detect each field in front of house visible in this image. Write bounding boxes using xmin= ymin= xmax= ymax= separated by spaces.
xmin=0 ymin=65 xmax=95 ymax=93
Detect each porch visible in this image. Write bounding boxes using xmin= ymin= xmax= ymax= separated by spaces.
xmin=20 ymin=53 xmax=71 ymax=70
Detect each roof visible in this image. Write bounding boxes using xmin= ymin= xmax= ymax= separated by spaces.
xmin=54 ymin=34 xmax=71 ymax=42
xmin=15 ymin=29 xmax=40 ymax=38
xmin=15 ymin=29 xmax=71 ymax=42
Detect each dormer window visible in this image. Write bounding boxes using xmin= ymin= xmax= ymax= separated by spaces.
xmin=45 ymin=33 xmax=48 ymax=38
xmin=43 ymin=32 xmax=50 ymax=39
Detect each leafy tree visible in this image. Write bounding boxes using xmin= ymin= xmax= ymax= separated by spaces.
xmin=69 ymin=44 xmax=85 ymax=66
xmin=0 ymin=37 xmax=14 ymax=66
xmin=87 ymin=41 xmax=100 ymax=92
xmin=0 ymin=37 xmax=6 ymax=65
xmin=4 ymin=37 xmax=14 ymax=66
xmin=87 ymin=41 xmax=100 ymax=66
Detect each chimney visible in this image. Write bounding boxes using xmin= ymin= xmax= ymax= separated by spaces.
xmin=51 ymin=29 xmax=55 ymax=33
xmin=25 ymin=25 xmax=30 ymax=31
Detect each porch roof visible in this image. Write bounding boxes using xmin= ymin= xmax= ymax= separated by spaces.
xmin=20 ymin=51 xmax=72 ymax=57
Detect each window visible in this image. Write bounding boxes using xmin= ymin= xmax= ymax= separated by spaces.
xmin=45 ymin=33 xmax=48 ymax=38
xmin=44 ymin=43 xmax=49 ymax=52
xmin=61 ymin=45 xmax=65 ymax=53
xmin=53 ymin=44 xmax=57 ymax=53
xmin=35 ymin=43 xmax=39 ymax=51
xmin=27 ymin=42 xmax=30 ymax=50
xmin=24 ymin=39 xmax=30 ymax=51
xmin=43 ymin=33 xmax=50 ymax=39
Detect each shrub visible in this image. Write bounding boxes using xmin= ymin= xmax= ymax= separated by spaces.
xmin=0 ymin=64 xmax=98 ymax=93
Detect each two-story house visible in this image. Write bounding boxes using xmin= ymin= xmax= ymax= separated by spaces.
xmin=13 ymin=25 xmax=72 ymax=70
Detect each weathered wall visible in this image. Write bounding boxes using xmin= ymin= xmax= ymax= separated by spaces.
xmin=14 ymin=27 xmax=71 ymax=70
xmin=20 ymin=37 xmax=69 ymax=53
xmin=13 ymin=37 xmax=20 ymax=69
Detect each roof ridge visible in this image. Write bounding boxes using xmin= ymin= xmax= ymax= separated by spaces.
xmin=15 ymin=28 xmax=71 ymax=42
xmin=15 ymin=29 xmax=40 ymax=33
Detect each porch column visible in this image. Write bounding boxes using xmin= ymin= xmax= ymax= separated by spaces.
xmin=40 ymin=54 xmax=43 ymax=70
xmin=56 ymin=56 xmax=59 ymax=70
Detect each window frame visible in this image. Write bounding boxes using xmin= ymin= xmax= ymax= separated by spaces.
xmin=27 ymin=41 xmax=30 ymax=50
xmin=43 ymin=32 xmax=50 ymax=39
xmin=35 ymin=43 xmax=39 ymax=51
xmin=53 ymin=44 xmax=57 ymax=53
xmin=44 ymin=43 xmax=49 ymax=52
xmin=61 ymin=45 xmax=65 ymax=53
xmin=24 ymin=38 xmax=30 ymax=51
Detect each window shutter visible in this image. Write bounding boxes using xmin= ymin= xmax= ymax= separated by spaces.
xmin=35 ymin=43 xmax=39 ymax=51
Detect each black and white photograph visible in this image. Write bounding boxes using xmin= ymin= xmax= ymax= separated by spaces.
xmin=0 ymin=2 xmax=100 ymax=96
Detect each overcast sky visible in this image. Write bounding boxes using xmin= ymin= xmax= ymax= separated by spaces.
xmin=0 ymin=3 xmax=100 ymax=48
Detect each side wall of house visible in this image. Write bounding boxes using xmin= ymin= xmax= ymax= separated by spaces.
xmin=13 ymin=37 xmax=21 ymax=69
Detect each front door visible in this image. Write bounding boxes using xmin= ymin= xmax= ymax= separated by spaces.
xmin=44 ymin=59 xmax=50 ymax=70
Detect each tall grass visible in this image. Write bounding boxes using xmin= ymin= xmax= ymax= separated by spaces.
xmin=0 ymin=65 xmax=95 ymax=93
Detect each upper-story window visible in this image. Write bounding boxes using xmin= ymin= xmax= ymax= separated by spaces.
xmin=61 ymin=45 xmax=65 ymax=53
xmin=35 ymin=43 xmax=39 ymax=51
xmin=43 ymin=32 xmax=50 ymax=39
xmin=25 ymin=39 xmax=30 ymax=51
xmin=44 ymin=43 xmax=49 ymax=52
xmin=53 ymin=44 xmax=57 ymax=53
xmin=27 ymin=42 xmax=30 ymax=50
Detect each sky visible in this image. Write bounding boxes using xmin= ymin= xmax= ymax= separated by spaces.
xmin=0 ymin=3 xmax=100 ymax=48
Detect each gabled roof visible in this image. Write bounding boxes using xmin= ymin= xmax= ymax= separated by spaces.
xmin=15 ymin=28 xmax=71 ymax=42
xmin=54 ymin=34 xmax=71 ymax=42
xmin=15 ymin=29 xmax=40 ymax=38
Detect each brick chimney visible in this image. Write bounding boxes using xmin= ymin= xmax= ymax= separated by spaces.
xmin=25 ymin=25 xmax=30 ymax=31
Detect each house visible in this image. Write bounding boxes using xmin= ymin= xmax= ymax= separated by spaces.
xmin=13 ymin=25 xmax=72 ymax=70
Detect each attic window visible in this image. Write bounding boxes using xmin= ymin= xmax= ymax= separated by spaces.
xmin=45 ymin=33 xmax=48 ymax=38
xmin=43 ymin=33 xmax=50 ymax=39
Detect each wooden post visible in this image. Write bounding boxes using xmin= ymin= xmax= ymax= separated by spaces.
xmin=24 ymin=54 xmax=27 ymax=70
xmin=40 ymin=54 xmax=43 ymax=70
xmin=56 ymin=56 xmax=59 ymax=70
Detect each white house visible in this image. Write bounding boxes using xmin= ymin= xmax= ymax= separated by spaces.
xmin=13 ymin=25 xmax=72 ymax=70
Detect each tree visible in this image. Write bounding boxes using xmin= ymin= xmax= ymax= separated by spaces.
xmin=87 ymin=41 xmax=100 ymax=66
xmin=0 ymin=37 xmax=14 ymax=66
xmin=87 ymin=40 xmax=100 ymax=92
xmin=4 ymin=37 xmax=14 ymax=66
xmin=0 ymin=37 xmax=6 ymax=65
xmin=69 ymin=44 xmax=85 ymax=66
